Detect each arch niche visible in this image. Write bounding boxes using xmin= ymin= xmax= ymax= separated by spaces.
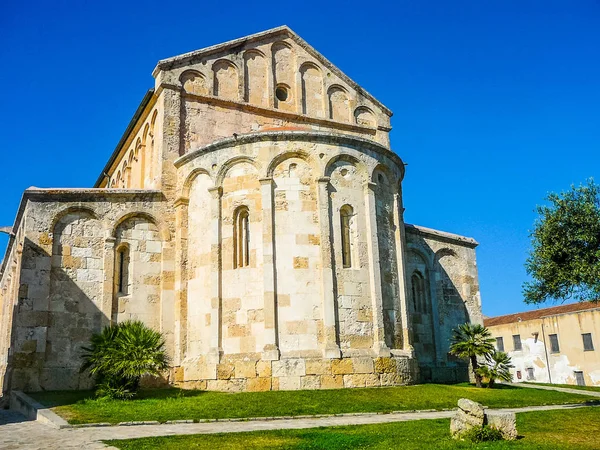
xmin=186 ymin=172 xmax=214 ymax=356
xmin=300 ymin=62 xmax=324 ymax=117
xmin=272 ymin=154 xmax=320 ymax=354
xmin=112 ymin=215 xmax=163 ymax=329
xmin=47 ymin=208 xmax=104 ymax=388
xmin=407 ymin=249 xmax=436 ymax=368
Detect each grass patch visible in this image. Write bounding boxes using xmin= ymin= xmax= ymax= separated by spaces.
xmin=523 ymin=382 xmax=600 ymax=393
xmin=106 ymin=406 xmax=600 ymax=449
xmin=29 ymin=383 xmax=593 ymax=425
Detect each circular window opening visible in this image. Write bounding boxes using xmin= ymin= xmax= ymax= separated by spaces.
xmin=275 ymin=85 xmax=289 ymax=102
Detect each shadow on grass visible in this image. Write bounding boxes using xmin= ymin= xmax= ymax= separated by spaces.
xmin=28 ymin=388 xmax=208 ymax=408
xmin=452 ymin=382 xmax=526 ymax=391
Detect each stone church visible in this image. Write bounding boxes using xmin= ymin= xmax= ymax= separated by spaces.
xmin=0 ymin=26 xmax=482 ymax=394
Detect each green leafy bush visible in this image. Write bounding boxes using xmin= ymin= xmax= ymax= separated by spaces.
xmin=81 ymin=321 xmax=169 ymax=399
xmin=461 ymin=425 xmax=504 ymax=443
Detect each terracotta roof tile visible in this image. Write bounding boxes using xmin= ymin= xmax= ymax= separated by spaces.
xmin=484 ymin=301 xmax=600 ymax=327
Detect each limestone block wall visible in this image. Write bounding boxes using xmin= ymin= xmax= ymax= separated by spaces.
xmin=170 ymin=131 xmax=419 ymax=391
xmin=0 ymin=190 xmax=173 ymax=393
xmin=0 ymin=218 xmax=26 ymax=395
xmin=186 ymin=173 xmax=213 ymax=360
xmin=327 ymin=158 xmax=374 ymax=353
xmin=374 ymin=170 xmax=403 ymax=349
xmin=220 ymin=161 xmax=264 ymax=355
xmin=114 ymin=217 xmax=164 ymax=328
xmin=271 ymin=157 xmax=321 ymax=357
xmin=405 ymin=225 xmax=481 ymax=382
xmin=179 ymin=98 xmax=383 ymax=156
xmin=45 ymin=209 xmax=104 ymax=389
xmin=179 ymin=355 xmax=418 ymax=392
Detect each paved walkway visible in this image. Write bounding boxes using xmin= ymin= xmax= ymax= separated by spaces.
xmin=1 ymin=402 xmax=597 ymax=450
xmin=507 ymin=382 xmax=600 ymax=398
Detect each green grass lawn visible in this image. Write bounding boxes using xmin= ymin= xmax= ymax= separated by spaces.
xmin=523 ymin=382 xmax=600 ymax=393
xmin=106 ymin=406 xmax=600 ymax=449
xmin=29 ymin=383 xmax=594 ymax=425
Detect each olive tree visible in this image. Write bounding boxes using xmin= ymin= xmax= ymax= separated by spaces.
xmin=523 ymin=179 xmax=600 ymax=304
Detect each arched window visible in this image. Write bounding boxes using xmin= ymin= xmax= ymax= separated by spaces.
xmin=340 ymin=205 xmax=354 ymax=268
xmin=116 ymin=244 xmax=130 ymax=295
xmin=411 ymin=271 xmax=428 ymax=313
xmin=234 ymin=206 xmax=250 ymax=268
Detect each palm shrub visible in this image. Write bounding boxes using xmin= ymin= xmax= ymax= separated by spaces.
xmin=449 ymin=323 xmax=495 ymax=388
xmin=477 ymin=351 xmax=514 ymax=388
xmin=81 ymin=321 xmax=169 ymax=399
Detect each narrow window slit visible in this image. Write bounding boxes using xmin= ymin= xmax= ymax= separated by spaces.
xmin=340 ymin=205 xmax=354 ymax=268
xmin=234 ymin=206 xmax=250 ymax=268
xmin=116 ymin=245 xmax=129 ymax=295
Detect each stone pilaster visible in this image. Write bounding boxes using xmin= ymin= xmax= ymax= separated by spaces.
xmin=208 ymin=186 xmax=223 ymax=363
xmin=317 ymin=177 xmax=341 ymax=358
xmin=364 ymin=181 xmax=391 ymax=357
xmin=259 ymin=178 xmax=280 ymax=360
xmin=393 ymin=191 xmax=414 ymax=354
xmin=173 ymin=198 xmax=189 ymax=366
xmin=267 ymin=49 xmax=275 ymax=109
xmin=160 ymin=240 xmax=176 ymax=358
xmin=103 ymin=236 xmax=116 ymax=325
xmin=156 ymin=88 xmax=178 ymax=191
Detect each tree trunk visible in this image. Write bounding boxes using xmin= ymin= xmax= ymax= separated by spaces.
xmin=488 ymin=378 xmax=495 ymax=389
xmin=471 ymin=355 xmax=482 ymax=388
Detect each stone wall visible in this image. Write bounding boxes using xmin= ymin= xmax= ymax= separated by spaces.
xmin=327 ymin=158 xmax=375 ymax=353
xmin=0 ymin=217 xmax=26 ymax=395
xmin=176 ymin=355 xmax=418 ymax=392
xmin=272 ymin=157 xmax=321 ymax=357
xmin=0 ymin=190 xmax=173 ymax=392
xmin=405 ymin=225 xmax=481 ymax=383
xmin=44 ymin=209 xmax=104 ymax=389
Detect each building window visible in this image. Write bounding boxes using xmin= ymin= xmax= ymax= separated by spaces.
xmin=411 ymin=271 xmax=428 ymax=313
xmin=234 ymin=206 xmax=250 ymax=268
xmin=340 ymin=205 xmax=354 ymax=268
xmin=574 ymin=371 xmax=586 ymax=386
xmin=582 ymin=333 xmax=594 ymax=351
xmin=526 ymin=367 xmax=535 ymax=380
xmin=496 ymin=337 xmax=504 ymax=352
xmin=549 ymin=334 xmax=560 ymax=353
xmin=513 ymin=334 xmax=522 ymax=351
xmin=116 ymin=245 xmax=130 ymax=295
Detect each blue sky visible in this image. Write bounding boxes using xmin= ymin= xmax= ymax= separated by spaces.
xmin=1 ymin=1 xmax=599 ymax=317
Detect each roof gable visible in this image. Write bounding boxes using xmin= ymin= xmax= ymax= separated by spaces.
xmin=153 ymin=26 xmax=392 ymax=124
